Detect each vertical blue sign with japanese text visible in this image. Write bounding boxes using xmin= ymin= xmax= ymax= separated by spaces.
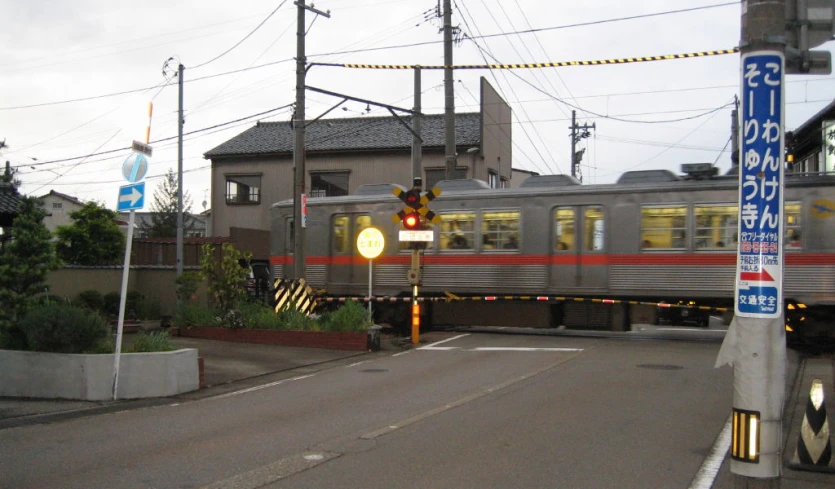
xmin=735 ymin=52 xmax=784 ymax=318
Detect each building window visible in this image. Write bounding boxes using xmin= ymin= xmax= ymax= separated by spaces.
xmin=52 ymin=202 xmax=63 ymax=209
xmin=226 ymin=174 xmax=261 ymax=204
xmin=641 ymin=206 xmax=686 ymax=250
xmin=425 ymin=167 xmax=468 ymax=189
xmin=488 ymin=171 xmax=499 ymax=189
xmin=311 ymin=172 xmax=349 ymax=198
xmin=554 ymin=208 xmax=575 ymax=251
xmin=440 ymin=212 xmax=475 ymax=250
xmin=695 ymin=204 xmax=738 ymax=249
xmin=481 ymin=211 xmax=520 ymax=250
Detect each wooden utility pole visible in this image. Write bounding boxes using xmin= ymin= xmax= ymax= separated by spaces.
xmin=443 ymin=0 xmax=456 ymax=180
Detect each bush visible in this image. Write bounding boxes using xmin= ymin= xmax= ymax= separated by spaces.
xmin=173 ymin=302 xmax=217 ymax=328
xmin=126 ymin=290 xmax=144 ymax=318
xmin=77 ymin=290 xmax=104 ymax=311
xmin=319 ymin=300 xmax=372 ymax=332
xmin=36 ymin=294 xmax=69 ymax=307
xmin=0 ymin=326 xmax=29 ymax=351
xmin=176 ymin=271 xmax=203 ymax=303
xmin=19 ymin=304 xmax=109 ymax=353
xmin=126 ymin=331 xmax=177 ymax=353
xmin=103 ymin=292 xmax=121 ymax=316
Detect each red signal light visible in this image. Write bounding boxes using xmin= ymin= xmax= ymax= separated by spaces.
xmin=403 ymin=213 xmax=420 ymax=230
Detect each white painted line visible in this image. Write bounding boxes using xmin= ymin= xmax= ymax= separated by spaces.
xmin=209 ymin=374 xmax=315 ymax=400
xmin=392 ymin=350 xmax=412 ymax=357
xmin=474 ymin=347 xmax=584 ymax=352
xmin=420 ymin=334 xmax=470 ymax=349
xmin=687 ymin=416 xmax=731 ymax=489
xmin=346 ymin=360 xmax=370 ymax=368
xmin=417 ymin=346 xmax=459 ymax=351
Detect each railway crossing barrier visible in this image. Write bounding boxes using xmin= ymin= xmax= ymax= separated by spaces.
xmin=791 ymin=378 xmax=834 ymax=472
xmin=315 ymin=292 xmax=729 ymax=314
xmin=273 ymin=278 xmax=318 ymax=316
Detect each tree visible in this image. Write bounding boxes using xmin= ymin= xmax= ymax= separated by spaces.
xmin=55 ymin=202 xmax=125 ymax=265
xmin=144 ymin=168 xmax=195 ymax=238
xmin=0 ymin=196 xmax=62 ymax=330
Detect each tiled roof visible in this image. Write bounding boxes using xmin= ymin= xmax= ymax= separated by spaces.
xmin=0 ymin=183 xmax=22 ymax=218
xmin=39 ymin=190 xmax=86 ymax=207
xmin=205 ymin=112 xmax=482 ymax=159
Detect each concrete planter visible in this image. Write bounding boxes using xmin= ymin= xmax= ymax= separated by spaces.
xmin=0 ymin=349 xmax=200 ymax=401
xmin=180 ymin=326 xmax=370 ymax=351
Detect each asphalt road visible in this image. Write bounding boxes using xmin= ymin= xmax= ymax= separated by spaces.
xmin=1 ymin=333 xmax=734 ymax=489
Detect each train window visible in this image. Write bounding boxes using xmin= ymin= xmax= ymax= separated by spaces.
xmin=583 ymin=207 xmax=605 ymax=251
xmin=482 ymin=211 xmax=520 ymax=250
xmin=440 ymin=212 xmax=475 ymax=250
xmin=695 ymin=205 xmax=738 ymax=250
xmin=332 ymin=216 xmax=349 ymax=253
xmin=641 ymin=206 xmax=687 ymax=250
xmin=553 ymin=208 xmax=575 ymax=251
xmin=785 ymin=202 xmax=802 ymax=249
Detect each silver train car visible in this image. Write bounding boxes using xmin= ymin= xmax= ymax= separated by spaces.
xmin=269 ymin=169 xmax=835 ymax=337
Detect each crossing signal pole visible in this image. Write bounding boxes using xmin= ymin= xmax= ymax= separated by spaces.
xmin=393 ymin=177 xmax=441 ymax=344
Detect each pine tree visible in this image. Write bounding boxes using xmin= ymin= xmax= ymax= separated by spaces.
xmin=0 ymin=196 xmax=62 ymax=330
xmin=144 ymin=169 xmax=195 ymax=238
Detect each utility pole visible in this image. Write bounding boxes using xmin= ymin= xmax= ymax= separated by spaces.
xmin=176 ymin=63 xmax=184 ymax=279
xmin=443 ymin=0 xmax=456 ymax=180
xmin=293 ymin=1 xmax=330 ymax=280
xmin=412 ymin=66 xmax=422 ymax=181
xmin=728 ymin=2 xmax=787 ymax=488
xmin=731 ymin=95 xmax=739 ymax=171
xmin=569 ymin=110 xmax=595 ymax=181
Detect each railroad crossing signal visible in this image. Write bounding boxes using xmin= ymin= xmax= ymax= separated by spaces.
xmin=392 ymin=184 xmax=442 ymax=225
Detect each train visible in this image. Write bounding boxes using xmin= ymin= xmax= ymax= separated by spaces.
xmin=268 ymin=165 xmax=835 ymax=341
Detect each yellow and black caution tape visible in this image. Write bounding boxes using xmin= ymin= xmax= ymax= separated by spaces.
xmin=317 ymin=294 xmax=728 ymax=313
xmin=316 ymin=48 xmax=738 ymax=71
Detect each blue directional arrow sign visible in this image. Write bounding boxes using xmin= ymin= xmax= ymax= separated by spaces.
xmin=117 ymin=182 xmax=145 ymax=211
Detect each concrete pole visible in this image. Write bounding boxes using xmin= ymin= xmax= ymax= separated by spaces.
xmin=412 ymin=66 xmax=422 ymax=181
xmin=443 ymin=0 xmax=456 ymax=180
xmin=293 ymin=2 xmax=307 ymax=280
xmin=731 ymin=1 xmax=787 ymax=487
xmin=176 ymin=63 xmax=184 ymax=279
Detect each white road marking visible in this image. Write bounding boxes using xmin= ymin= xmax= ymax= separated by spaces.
xmin=420 ymin=333 xmax=470 ymax=348
xmin=208 ymin=374 xmax=315 ymax=400
xmin=474 ymin=347 xmax=584 ymax=352
xmin=346 ymin=360 xmax=371 ymax=368
xmin=687 ymin=416 xmax=731 ymax=489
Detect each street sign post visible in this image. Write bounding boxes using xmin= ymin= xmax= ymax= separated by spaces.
xmin=735 ymin=51 xmax=785 ymax=318
xmin=356 ymin=227 xmax=385 ymax=319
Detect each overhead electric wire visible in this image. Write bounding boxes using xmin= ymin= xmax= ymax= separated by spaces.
xmin=190 ymin=0 xmax=288 ymax=70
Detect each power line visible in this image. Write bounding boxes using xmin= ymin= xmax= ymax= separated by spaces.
xmin=25 ymin=104 xmax=294 ymax=168
xmin=190 ymin=1 xmax=288 ymax=70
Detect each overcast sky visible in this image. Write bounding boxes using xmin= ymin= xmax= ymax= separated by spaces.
xmin=2 ymin=0 xmax=834 ymax=212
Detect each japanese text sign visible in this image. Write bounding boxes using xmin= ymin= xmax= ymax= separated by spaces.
xmin=735 ymin=52 xmax=785 ymax=318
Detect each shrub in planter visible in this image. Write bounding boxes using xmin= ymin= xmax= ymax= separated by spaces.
xmin=318 ymin=300 xmax=372 ymax=332
xmin=174 ymin=302 xmax=217 ymax=328
xmin=103 ymin=292 xmax=121 ymax=316
xmin=76 ymin=290 xmax=104 ymax=311
xmin=127 ymin=331 xmax=177 ymax=352
xmin=19 ymin=303 xmax=109 ymax=353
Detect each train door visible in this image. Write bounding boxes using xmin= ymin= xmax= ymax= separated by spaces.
xmin=327 ymin=213 xmax=372 ymax=293
xmin=281 ymin=218 xmax=294 ymax=279
xmin=550 ymin=205 xmax=607 ymax=292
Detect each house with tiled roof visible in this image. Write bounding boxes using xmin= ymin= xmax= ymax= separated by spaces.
xmin=204 ymin=77 xmax=512 ymax=237
xmin=39 ymin=190 xmax=87 ymax=233
xmin=787 ymin=97 xmax=835 ymax=175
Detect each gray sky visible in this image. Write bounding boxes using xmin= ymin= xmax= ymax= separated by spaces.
xmin=2 ymin=0 xmax=833 ymax=211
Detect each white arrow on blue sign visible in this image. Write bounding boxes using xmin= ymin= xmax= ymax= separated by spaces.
xmin=117 ymin=182 xmax=145 ymax=211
